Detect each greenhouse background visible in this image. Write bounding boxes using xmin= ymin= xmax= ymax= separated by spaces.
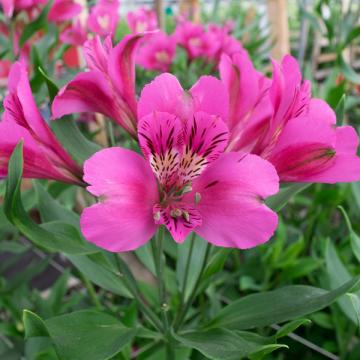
xmin=0 ymin=0 xmax=360 ymax=359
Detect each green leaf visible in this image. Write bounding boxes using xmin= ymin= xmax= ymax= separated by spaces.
xmin=67 ymin=254 xmax=133 ymax=298
xmin=43 ymin=310 xmax=137 ymax=360
xmin=266 ymin=183 xmax=310 ymax=211
xmin=275 ymin=319 xmax=311 ymax=339
xmin=34 ymin=181 xmax=79 ymax=227
xmin=50 ymin=118 xmax=101 ymax=164
xmin=19 ymin=1 xmax=53 ymax=47
xmin=202 ymin=248 xmax=232 ymax=280
xmin=339 ymin=55 xmax=360 ymax=84
xmin=4 ymin=142 xmax=95 ymax=255
xmin=174 ymin=328 xmax=286 ymax=360
xmin=335 ymin=94 xmax=346 ymax=126
xmin=176 ymin=235 xmax=208 ymax=301
xmin=338 ymin=206 xmax=360 ymax=263
xmin=38 ymin=67 xmax=59 ymax=101
xmin=208 ymin=276 xmax=360 ymax=330
xmin=23 ymin=310 xmax=50 ymax=339
xmin=325 ymin=239 xmax=359 ymax=324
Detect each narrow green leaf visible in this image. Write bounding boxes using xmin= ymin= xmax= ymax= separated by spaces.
xmin=339 ymin=55 xmax=360 ymax=84
xmin=176 ymin=235 xmax=207 ymax=301
xmin=275 ymin=319 xmax=311 ymax=339
xmin=44 ymin=310 xmax=137 ymax=360
xmin=38 ymin=67 xmax=59 ymax=101
xmin=208 ymin=276 xmax=360 ymax=330
xmin=266 ymin=183 xmax=310 ymax=211
xmin=4 ymin=142 xmax=96 ymax=255
xmin=174 ymin=328 xmax=284 ymax=360
xmin=20 ymin=1 xmax=53 ymax=47
xmin=50 ymin=118 xmax=101 ymax=164
xmin=23 ymin=310 xmax=50 ymax=339
xmin=335 ymin=94 xmax=346 ymax=126
xmin=67 ymin=254 xmax=133 ymax=298
xmin=325 ymin=239 xmax=359 ymax=324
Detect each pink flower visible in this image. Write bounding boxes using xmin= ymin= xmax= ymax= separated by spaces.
xmin=60 ymin=20 xmax=88 ymax=46
xmin=80 ymin=73 xmax=279 ymax=252
xmin=175 ymin=21 xmax=217 ymax=61
xmin=136 ymin=32 xmax=176 ymax=72
xmin=220 ymin=53 xmax=360 ymax=183
xmin=52 ymin=34 xmax=143 ymax=138
xmin=126 ymin=7 xmax=158 ymax=34
xmin=0 ymin=0 xmax=45 ymax=17
xmin=0 ymin=62 xmax=82 ymax=184
xmin=88 ymin=0 xmax=120 ymax=37
xmin=48 ymin=0 xmax=82 ymax=23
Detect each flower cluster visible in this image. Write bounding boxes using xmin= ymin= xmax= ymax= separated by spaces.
xmin=1 ymin=28 xmax=359 ymax=253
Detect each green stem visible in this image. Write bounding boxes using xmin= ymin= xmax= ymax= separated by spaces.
xmin=79 ymin=272 xmax=102 ymax=310
xmin=151 ymin=227 xmax=173 ymax=359
xmin=113 ymin=254 xmax=164 ymax=332
xmin=172 ymin=232 xmax=196 ymax=328
xmin=174 ymin=243 xmax=211 ymax=331
xmin=107 ymin=121 xmax=116 ymax=147
xmin=8 ymin=19 xmax=15 ymax=61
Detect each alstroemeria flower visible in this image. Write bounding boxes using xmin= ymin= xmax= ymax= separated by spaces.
xmin=220 ymin=53 xmax=360 ymax=183
xmin=126 ymin=7 xmax=158 ymax=34
xmin=52 ymin=34 xmax=143 ymax=138
xmin=60 ymin=20 xmax=88 ymax=46
xmin=88 ymin=0 xmax=120 ymax=37
xmin=48 ymin=0 xmax=82 ymax=23
xmin=0 ymin=0 xmax=45 ymax=18
xmin=136 ymin=32 xmax=176 ymax=72
xmin=80 ymin=73 xmax=279 ymax=252
xmin=0 ymin=62 xmax=83 ymax=184
xmin=174 ymin=21 xmax=217 ymax=61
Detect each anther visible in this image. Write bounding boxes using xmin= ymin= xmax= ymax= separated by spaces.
xmin=153 ymin=211 xmax=161 ymax=221
xmin=170 ymin=208 xmax=182 ymax=218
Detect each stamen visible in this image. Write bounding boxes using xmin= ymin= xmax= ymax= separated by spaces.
xmin=182 ymin=211 xmax=190 ymax=222
xmin=170 ymin=208 xmax=182 ymax=218
xmin=154 ymin=211 xmax=161 ymax=221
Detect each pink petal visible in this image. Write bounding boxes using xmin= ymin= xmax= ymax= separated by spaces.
xmin=178 ymin=111 xmax=229 ymax=185
xmin=138 ymin=111 xmax=183 ymax=189
xmin=52 ymin=71 xmax=117 ymax=121
xmin=108 ymin=33 xmax=144 ymax=117
xmin=187 ymin=152 xmax=279 ymax=248
xmin=0 ymin=118 xmax=79 ymax=183
xmin=48 ymin=0 xmax=82 ymax=23
xmin=81 ymin=147 xmax=159 ymax=252
xmin=189 ymin=75 xmax=229 ymax=120
xmin=266 ymin=99 xmax=360 ymax=183
xmin=153 ymin=203 xmax=201 ymax=243
xmin=219 ymin=52 xmax=260 ymax=130
xmin=138 ymin=72 xmax=193 ymax=121
xmin=83 ymin=36 xmax=112 ymax=72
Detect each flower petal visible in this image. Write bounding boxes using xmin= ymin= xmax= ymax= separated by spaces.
xmin=138 ymin=111 xmax=183 ymax=189
xmin=189 ymin=75 xmax=229 ymax=120
xmin=81 ymin=147 xmax=159 ymax=252
xmin=178 ymin=111 xmax=229 ymax=185
xmin=188 ymin=152 xmax=279 ymax=248
xmin=138 ymin=73 xmax=193 ymax=120
xmin=153 ymin=203 xmax=201 ymax=243
xmin=108 ymin=33 xmax=144 ymax=117
xmin=52 ymin=71 xmax=118 ymax=121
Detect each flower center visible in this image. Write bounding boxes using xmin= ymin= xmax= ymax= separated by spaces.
xmin=98 ymin=15 xmax=110 ymax=30
xmin=155 ymin=51 xmax=170 ymax=64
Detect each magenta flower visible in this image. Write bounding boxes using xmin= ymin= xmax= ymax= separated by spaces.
xmin=136 ymin=32 xmax=176 ymax=72
xmin=48 ymin=0 xmax=82 ymax=23
xmin=220 ymin=53 xmax=360 ymax=183
xmin=126 ymin=7 xmax=158 ymax=34
xmin=87 ymin=0 xmax=120 ymax=37
xmin=80 ymin=73 xmax=279 ymax=252
xmin=60 ymin=20 xmax=88 ymax=46
xmin=52 ymin=34 xmax=143 ymax=138
xmin=0 ymin=62 xmax=82 ymax=184
xmin=174 ymin=21 xmax=217 ymax=61
xmin=0 ymin=0 xmax=45 ymax=18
